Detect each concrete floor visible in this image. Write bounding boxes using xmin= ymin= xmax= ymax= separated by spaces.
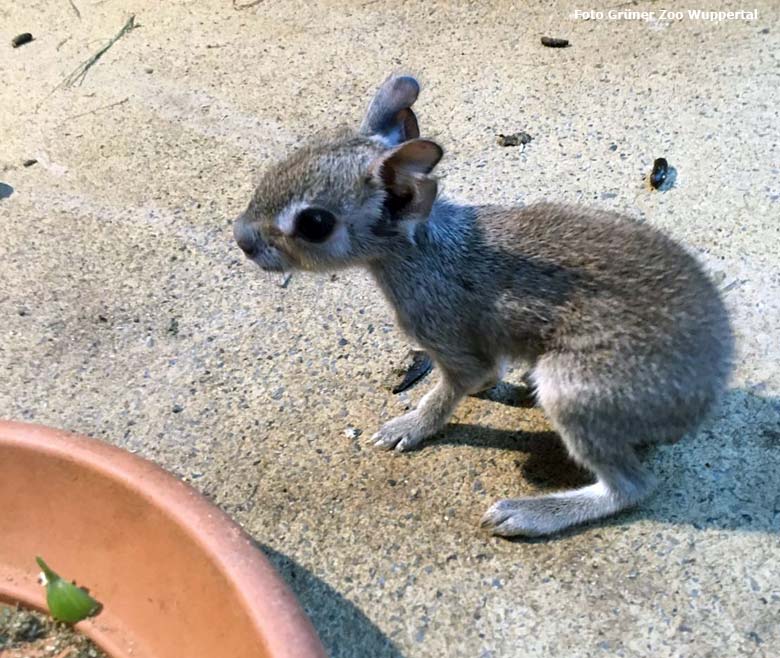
xmin=2 ymin=1 xmax=779 ymax=656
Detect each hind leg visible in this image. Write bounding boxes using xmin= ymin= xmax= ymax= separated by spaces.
xmin=468 ymin=357 xmax=511 ymax=395
xmin=481 ymin=357 xmax=659 ymax=537
xmin=481 ymin=440 xmax=655 ymax=537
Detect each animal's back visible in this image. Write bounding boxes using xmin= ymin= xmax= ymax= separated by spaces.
xmin=476 ymin=202 xmax=733 ymax=440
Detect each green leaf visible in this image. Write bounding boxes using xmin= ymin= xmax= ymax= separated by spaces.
xmin=35 ymin=557 xmax=102 ymax=623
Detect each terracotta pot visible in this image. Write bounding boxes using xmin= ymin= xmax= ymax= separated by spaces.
xmin=0 ymin=421 xmax=325 ymax=658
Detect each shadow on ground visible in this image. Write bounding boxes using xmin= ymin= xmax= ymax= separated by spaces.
xmin=258 ymin=543 xmax=406 ymax=658
xmin=430 ymin=388 xmax=780 ymax=536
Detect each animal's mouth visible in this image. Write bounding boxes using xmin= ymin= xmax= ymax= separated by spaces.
xmin=245 ymin=242 xmax=290 ymax=273
xmin=256 ymin=259 xmax=286 ymax=273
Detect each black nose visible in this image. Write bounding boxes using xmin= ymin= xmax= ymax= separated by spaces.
xmin=233 ymin=216 xmax=260 ymax=257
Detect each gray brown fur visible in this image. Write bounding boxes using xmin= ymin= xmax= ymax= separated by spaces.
xmin=232 ymin=75 xmax=733 ymax=537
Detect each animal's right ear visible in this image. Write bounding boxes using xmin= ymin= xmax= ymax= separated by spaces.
xmin=360 ymin=75 xmax=420 ymax=146
xmin=370 ymin=139 xmax=443 ymax=220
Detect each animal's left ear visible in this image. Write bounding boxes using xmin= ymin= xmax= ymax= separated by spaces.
xmin=370 ymin=139 xmax=443 ymax=220
xmin=360 ymin=75 xmax=421 ymax=146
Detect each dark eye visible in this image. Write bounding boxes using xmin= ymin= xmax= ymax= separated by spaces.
xmin=294 ymin=207 xmax=336 ymax=243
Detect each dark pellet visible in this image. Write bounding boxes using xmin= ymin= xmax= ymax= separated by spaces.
xmin=12 ymin=33 xmax=33 ymax=48
xmin=650 ymin=158 xmax=669 ymax=189
xmin=541 ymin=36 xmax=569 ymax=48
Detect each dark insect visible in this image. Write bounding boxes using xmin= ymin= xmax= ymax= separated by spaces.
xmin=650 ymin=158 xmax=669 ymax=189
xmin=11 ymin=33 xmax=33 ymax=48
xmin=294 ymin=207 xmax=336 ymax=243
xmin=391 ymin=350 xmax=433 ymax=394
xmin=541 ymin=36 xmax=569 ymax=48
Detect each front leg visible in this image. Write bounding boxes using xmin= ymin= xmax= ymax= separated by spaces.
xmin=373 ymin=357 xmax=493 ymax=452
xmin=373 ymin=374 xmax=463 ymax=451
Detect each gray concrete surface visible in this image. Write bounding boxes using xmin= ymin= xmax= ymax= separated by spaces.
xmin=2 ymin=1 xmax=779 ymax=656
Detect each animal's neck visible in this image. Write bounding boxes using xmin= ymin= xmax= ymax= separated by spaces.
xmin=367 ymin=198 xmax=474 ymax=304
xmin=420 ymin=198 xmax=472 ymax=250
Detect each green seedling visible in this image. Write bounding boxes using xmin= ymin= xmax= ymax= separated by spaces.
xmin=35 ymin=557 xmax=101 ymax=623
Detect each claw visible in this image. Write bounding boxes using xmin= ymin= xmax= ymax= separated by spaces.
xmin=372 ymin=432 xmax=399 ymax=450
xmin=394 ymin=436 xmax=412 ymax=452
xmin=480 ymin=504 xmax=511 ymax=529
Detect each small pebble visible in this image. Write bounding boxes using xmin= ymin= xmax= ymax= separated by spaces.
xmin=22 ymin=159 xmax=38 ymax=167
xmin=172 ymin=404 xmax=184 ymax=414
xmin=12 ymin=33 xmax=33 ymax=48
xmin=144 ymin=67 xmax=154 ymax=74
xmin=541 ymin=36 xmax=569 ymax=48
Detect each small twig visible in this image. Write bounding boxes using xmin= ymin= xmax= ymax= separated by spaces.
xmin=68 ymin=0 xmax=82 ymax=19
xmin=38 ymin=15 xmax=136 ymax=111
xmin=57 ymin=97 xmax=128 ymax=125
xmin=61 ymin=15 xmax=136 ymax=88
xmin=233 ymin=0 xmax=263 ymax=9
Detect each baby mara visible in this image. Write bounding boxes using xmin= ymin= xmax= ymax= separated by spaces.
xmin=233 ymin=74 xmax=733 ymax=538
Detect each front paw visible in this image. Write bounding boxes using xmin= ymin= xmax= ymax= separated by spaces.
xmin=372 ymin=411 xmax=429 ymax=452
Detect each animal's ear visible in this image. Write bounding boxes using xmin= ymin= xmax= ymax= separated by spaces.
xmin=360 ymin=75 xmax=421 ymax=146
xmin=370 ymin=139 xmax=443 ymax=220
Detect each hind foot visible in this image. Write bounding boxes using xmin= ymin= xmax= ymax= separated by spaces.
xmin=481 ymin=475 xmax=655 ymax=538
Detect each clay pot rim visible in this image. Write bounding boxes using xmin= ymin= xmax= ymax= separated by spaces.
xmin=0 ymin=420 xmax=325 ymax=658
